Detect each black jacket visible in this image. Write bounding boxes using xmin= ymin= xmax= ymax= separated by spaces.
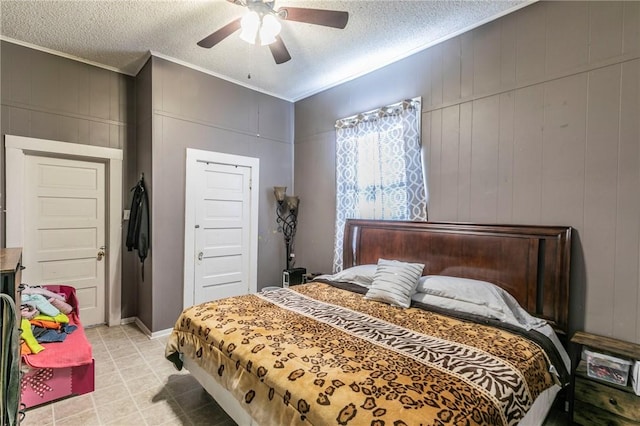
xmin=126 ymin=178 xmax=149 ymax=265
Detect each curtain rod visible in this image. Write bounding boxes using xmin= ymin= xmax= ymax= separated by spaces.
xmin=335 ymin=97 xmax=421 ymax=129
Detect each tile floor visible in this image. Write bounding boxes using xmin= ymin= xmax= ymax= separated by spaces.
xmin=21 ymin=323 xmax=236 ymax=426
xmin=20 ymin=322 xmax=570 ymax=426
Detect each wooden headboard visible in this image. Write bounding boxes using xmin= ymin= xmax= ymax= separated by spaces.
xmin=343 ymin=220 xmax=572 ymax=338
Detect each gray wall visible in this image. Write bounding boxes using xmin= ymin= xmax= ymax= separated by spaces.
xmin=294 ymin=1 xmax=640 ymax=343
xmin=0 ymin=43 xmax=294 ymax=333
xmin=134 ymin=59 xmax=153 ymax=328
xmin=0 ymin=41 xmax=140 ymax=318
xmin=147 ymin=57 xmax=294 ymax=332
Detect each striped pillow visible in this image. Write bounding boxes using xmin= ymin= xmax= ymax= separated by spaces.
xmin=365 ymin=259 xmax=425 ymax=308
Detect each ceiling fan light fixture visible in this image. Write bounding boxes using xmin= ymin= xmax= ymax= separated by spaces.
xmin=198 ymin=2 xmax=348 ymax=64
xmin=239 ymin=11 xmax=260 ymax=44
xmin=259 ymin=14 xmax=281 ymax=46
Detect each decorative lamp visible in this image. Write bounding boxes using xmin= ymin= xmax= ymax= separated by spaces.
xmin=259 ymin=14 xmax=281 ymax=45
xmin=239 ymin=11 xmax=261 ymax=44
xmin=273 ymin=186 xmax=287 ymax=203
xmin=285 ymin=195 xmax=299 ymax=212
xmin=240 ymin=10 xmax=281 ymax=46
xmin=274 ymin=186 xmax=299 ymax=271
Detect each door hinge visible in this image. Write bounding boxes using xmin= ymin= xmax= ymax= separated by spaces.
xmin=249 ymin=178 xmax=252 ymax=190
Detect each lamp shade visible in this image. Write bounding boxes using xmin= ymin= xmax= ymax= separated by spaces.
xmin=285 ymin=195 xmax=299 ymax=211
xmin=259 ymin=14 xmax=281 ymax=45
xmin=239 ymin=11 xmax=260 ymax=44
xmin=273 ymin=186 xmax=287 ymax=202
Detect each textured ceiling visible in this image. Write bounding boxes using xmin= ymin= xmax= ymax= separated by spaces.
xmin=1 ymin=0 xmax=533 ymax=102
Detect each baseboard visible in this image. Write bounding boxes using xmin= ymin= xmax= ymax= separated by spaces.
xmin=120 ymin=316 xmax=137 ymax=325
xmin=132 ymin=317 xmax=173 ymax=340
xmin=150 ymin=327 xmax=173 ymax=339
xmin=134 ymin=317 xmax=152 ymax=337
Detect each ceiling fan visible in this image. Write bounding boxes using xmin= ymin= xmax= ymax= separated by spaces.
xmin=197 ymin=0 xmax=349 ymax=64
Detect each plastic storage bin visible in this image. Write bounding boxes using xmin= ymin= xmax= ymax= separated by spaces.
xmin=632 ymin=361 xmax=640 ymax=396
xmin=584 ymin=348 xmax=632 ymax=386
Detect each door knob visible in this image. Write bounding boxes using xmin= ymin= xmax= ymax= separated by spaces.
xmin=198 ymin=251 xmax=204 ymax=261
xmin=97 ymin=246 xmax=106 ymax=261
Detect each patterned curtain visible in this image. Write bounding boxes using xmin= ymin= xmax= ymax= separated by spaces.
xmin=333 ymin=98 xmax=427 ymax=272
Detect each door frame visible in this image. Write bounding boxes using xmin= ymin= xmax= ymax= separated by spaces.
xmin=184 ymin=148 xmax=259 ymax=309
xmin=5 ymin=135 xmax=123 ymax=326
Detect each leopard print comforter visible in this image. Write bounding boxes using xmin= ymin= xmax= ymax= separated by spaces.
xmin=165 ymin=283 xmax=559 ymax=426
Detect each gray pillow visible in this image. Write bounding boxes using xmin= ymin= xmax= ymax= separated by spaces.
xmin=365 ymin=258 xmax=424 ymax=308
xmin=316 ymin=264 xmax=377 ymax=287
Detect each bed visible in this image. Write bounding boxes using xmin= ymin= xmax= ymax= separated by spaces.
xmin=166 ymin=219 xmax=572 ymax=425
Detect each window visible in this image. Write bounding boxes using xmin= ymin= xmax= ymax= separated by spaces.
xmin=333 ymin=98 xmax=427 ymax=272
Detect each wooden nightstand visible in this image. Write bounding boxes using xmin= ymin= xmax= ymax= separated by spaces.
xmin=570 ymin=331 xmax=640 ymax=425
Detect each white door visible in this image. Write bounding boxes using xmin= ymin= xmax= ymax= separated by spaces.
xmin=23 ymin=155 xmax=106 ymax=326
xmin=193 ymin=161 xmax=252 ymax=304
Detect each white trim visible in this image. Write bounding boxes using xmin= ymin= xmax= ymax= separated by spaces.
xmin=183 ymin=148 xmax=259 ymax=309
xmin=149 ymin=51 xmax=288 ymax=102
xmin=2 ymin=1 xmax=533 ymax=103
xmin=5 ymin=135 xmax=123 ymax=326
xmin=149 ymin=0 xmax=532 ymax=104
xmin=119 ymin=316 xmax=137 ymax=325
xmin=133 ymin=317 xmax=152 ymax=338
xmin=149 ymin=327 xmax=174 ymax=340
xmin=286 ymin=2 xmax=536 ymax=102
xmin=130 ymin=317 xmax=173 ymax=340
xmin=0 ymin=37 xmax=137 ymax=77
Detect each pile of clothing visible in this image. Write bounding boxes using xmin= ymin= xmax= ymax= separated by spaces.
xmin=20 ymin=286 xmax=77 ymax=355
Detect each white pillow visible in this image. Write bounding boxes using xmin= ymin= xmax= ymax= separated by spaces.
xmin=416 ymin=275 xmax=545 ymax=330
xmin=411 ymin=293 xmax=508 ymax=322
xmin=365 ymin=259 xmax=424 ymax=308
xmin=316 ymin=264 xmax=377 ymax=287
xmin=416 ymin=275 xmax=506 ymax=312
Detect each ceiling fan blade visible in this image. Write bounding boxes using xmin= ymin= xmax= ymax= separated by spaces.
xmin=278 ymin=7 xmax=348 ymax=29
xmin=197 ymin=18 xmax=242 ymax=48
xmin=269 ymin=36 xmax=291 ymax=64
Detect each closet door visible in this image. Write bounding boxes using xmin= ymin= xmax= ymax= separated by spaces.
xmin=193 ymin=161 xmax=252 ymax=305
xmin=183 ymin=149 xmax=260 ymax=308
